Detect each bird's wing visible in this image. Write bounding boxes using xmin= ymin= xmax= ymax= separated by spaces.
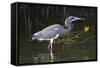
xmin=42 ymin=24 xmax=63 ymax=32
xmin=40 ymin=30 xmax=59 ymax=39
xmin=40 ymin=24 xmax=66 ymax=38
xmin=33 ymin=24 xmax=65 ymax=39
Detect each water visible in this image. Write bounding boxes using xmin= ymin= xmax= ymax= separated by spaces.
xmin=19 ymin=31 xmax=96 ymax=64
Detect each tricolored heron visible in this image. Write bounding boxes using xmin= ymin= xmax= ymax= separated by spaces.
xmin=31 ymin=16 xmax=85 ymax=49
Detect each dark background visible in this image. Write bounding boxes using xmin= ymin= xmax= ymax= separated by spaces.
xmin=18 ymin=3 xmax=97 ymax=64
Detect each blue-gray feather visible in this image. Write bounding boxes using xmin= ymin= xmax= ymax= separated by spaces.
xmin=33 ymin=24 xmax=67 ymax=39
xmin=32 ymin=16 xmax=84 ymax=41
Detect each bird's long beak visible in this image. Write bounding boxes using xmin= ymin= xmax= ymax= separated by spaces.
xmin=81 ymin=18 xmax=85 ymax=20
xmin=72 ymin=17 xmax=85 ymax=22
xmin=77 ymin=17 xmax=85 ymax=21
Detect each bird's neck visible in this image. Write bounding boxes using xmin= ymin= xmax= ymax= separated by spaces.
xmin=65 ymin=20 xmax=73 ymax=32
xmin=68 ymin=24 xmax=73 ymax=32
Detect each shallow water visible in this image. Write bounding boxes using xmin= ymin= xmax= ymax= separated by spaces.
xmin=19 ymin=31 xmax=96 ymax=64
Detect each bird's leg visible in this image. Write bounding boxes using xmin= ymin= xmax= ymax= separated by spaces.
xmin=50 ymin=39 xmax=54 ymax=49
xmin=50 ymin=39 xmax=54 ymax=61
xmin=48 ymin=41 xmax=51 ymax=49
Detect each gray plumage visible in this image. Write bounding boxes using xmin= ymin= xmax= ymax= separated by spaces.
xmin=33 ymin=24 xmax=68 ymax=40
xmin=31 ymin=16 xmax=85 ymax=48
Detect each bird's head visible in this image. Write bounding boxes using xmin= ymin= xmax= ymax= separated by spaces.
xmin=68 ymin=16 xmax=85 ymax=22
xmin=64 ymin=16 xmax=85 ymax=32
xmin=65 ymin=16 xmax=85 ymax=25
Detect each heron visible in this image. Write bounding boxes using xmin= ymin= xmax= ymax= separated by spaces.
xmin=31 ymin=16 xmax=85 ymax=49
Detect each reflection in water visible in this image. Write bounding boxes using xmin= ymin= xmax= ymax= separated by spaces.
xmin=31 ymin=48 xmax=55 ymax=63
xmin=32 ymin=47 xmax=55 ymax=63
xmin=19 ymin=30 xmax=96 ymax=64
xmin=19 ymin=28 xmax=96 ymax=64
xmin=32 ymin=52 xmax=50 ymax=63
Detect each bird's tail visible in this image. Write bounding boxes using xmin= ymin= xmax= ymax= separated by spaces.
xmin=31 ymin=34 xmax=37 ymax=41
xmin=32 ymin=37 xmax=36 ymax=41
